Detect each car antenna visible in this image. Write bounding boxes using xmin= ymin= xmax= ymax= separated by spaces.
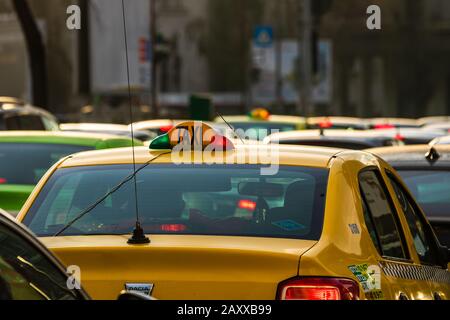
xmin=122 ymin=0 xmax=149 ymax=244
xmin=215 ymin=111 xmax=245 ymax=144
xmin=425 ymin=146 xmax=440 ymax=164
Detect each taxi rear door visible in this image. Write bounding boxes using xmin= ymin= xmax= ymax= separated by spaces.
xmin=359 ymin=168 xmax=434 ymax=300
xmin=384 ymin=170 xmax=450 ymax=300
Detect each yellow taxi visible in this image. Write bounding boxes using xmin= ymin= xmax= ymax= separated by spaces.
xmin=16 ymin=121 xmax=450 ymax=300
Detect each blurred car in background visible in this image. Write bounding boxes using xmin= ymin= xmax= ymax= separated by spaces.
xmin=0 ymin=97 xmax=59 ymax=131
xmin=417 ymin=116 xmax=450 ymax=127
xmin=422 ymin=122 xmax=450 ymax=134
xmin=0 ymin=131 xmax=142 ymax=215
xmin=214 ymin=109 xmax=306 ymax=141
xmin=367 ymin=144 xmax=450 ymax=248
xmin=375 ymin=128 xmax=446 ymax=145
xmin=264 ymin=129 xmax=403 ymax=150
xmin=306 ymin=116 xmax=369 ymax=130
xmin=60 ymin=123 xmax=154 ymax=142
xmin=430 ymin=135 xmax=450 ymax=146
xmin=368 ymin=117 xmax=420 ymax=129
xmin=131 ymin=119 xmax=183 ymax=137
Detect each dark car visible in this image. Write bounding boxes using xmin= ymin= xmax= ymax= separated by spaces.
xmin=367 ymin=144 xmax=450 ymax=248
xmin=264 ymin=129 xmax=403 ymax=150
xmin=0 ymin=210 xmax=90 ymax=300
xmin=0 ymin=97 xmax=59 ymax=131
xmin=0 ymin=211 xmax=152 ymax=300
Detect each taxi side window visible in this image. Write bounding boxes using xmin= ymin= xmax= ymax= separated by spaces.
xmin=359 ymin=170 xmax=408 ymax=260
xmin=386 ymin=173 xmax=439 ymax=266
xmin=361 ymin=198 xmax=382 ymax=254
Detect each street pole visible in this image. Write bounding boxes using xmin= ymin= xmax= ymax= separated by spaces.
xmin=150 ymin=0 xmax=158 ymax=118
xmin=296 ymin=0 xmax=313 ymax=117
xmin=275 ymin=1 xmax=283 ymax=113
xmin=12 ymin=0 xmax=48 ymax=109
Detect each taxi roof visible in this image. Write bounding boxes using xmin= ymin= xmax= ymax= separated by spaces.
xmin=366 ymin=144 xmax=450 ymax=166
xmin=0 ymin=130 xmax=134 ymax=146
xmin=56 ymin=143 xmax=350 ymax=169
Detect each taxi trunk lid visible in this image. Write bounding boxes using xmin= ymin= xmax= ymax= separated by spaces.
xmin=41 ymin=235 xmax=316 ymax=300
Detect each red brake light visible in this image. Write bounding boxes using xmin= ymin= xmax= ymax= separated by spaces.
xmin=374 ymin=124 xmax=394 ymax=130
xmin=318 ymin=120 xmax=332 ymax=129
xmin=0 ymin=178 xmax=7 ymax=184
xmin=394 ymin=133 xmax=405 ymax=141
xmin=160 ymin=224 xmax=187 ymax=232
xmin=237 ymin=199 xmax=257 ymax=212
xmin=277 ymin=277 xmax=359 ymax=300
xmin=159 ymin=125 xmax=174 ymax=133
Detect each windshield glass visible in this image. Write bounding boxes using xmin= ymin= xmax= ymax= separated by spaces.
xmin=24 ymin=164 xmax=328 ymax=240
xmin=397 ymin=170 xmax=450 ymax=218
xmin=0 ymin=143 xmax=94 ymax=185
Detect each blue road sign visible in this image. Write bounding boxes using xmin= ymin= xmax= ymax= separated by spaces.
xmin=253 ymin=26 xmax=273 ymax=48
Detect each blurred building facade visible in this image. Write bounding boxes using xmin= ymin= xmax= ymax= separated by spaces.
xmin=0 ymin=0 xmax=449 ymax=120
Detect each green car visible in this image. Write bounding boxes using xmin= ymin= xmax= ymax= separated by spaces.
xmin=0 ymin=131 xmax=142 ymax=216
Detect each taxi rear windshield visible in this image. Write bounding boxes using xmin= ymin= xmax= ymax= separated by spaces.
xmin=0 ymin=143 xmax=94 ymax=185
xmin=24 ymin=164 xmax=328 ymax=240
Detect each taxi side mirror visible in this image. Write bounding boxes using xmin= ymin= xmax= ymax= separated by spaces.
xmin=117 ymin=290 xmax=157 ymax=301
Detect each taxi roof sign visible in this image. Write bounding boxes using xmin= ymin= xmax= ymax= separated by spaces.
xmin=149 ymin=121 xmax=234 ymax=151
xmin=249 ymin=108 xmax=270 ymax=120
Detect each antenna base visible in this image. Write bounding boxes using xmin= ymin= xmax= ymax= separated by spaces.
xmin=128 ymin=222 xmax=150 ymax=244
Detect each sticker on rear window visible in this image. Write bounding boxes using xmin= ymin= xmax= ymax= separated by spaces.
xmin=271 ymin=220 xmax=306 ymax=231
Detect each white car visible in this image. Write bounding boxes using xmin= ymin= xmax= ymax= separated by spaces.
xmin=430 ymin=135 xmax=450 ymax=146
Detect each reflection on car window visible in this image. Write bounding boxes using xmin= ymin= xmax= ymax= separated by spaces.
xmin=359 ymin=170 xmax=407 ymax=260
xmin=0 ymin=223 xmax=78 ymax=300
xmin=387 ymin=174 xmax=439 ymax=266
